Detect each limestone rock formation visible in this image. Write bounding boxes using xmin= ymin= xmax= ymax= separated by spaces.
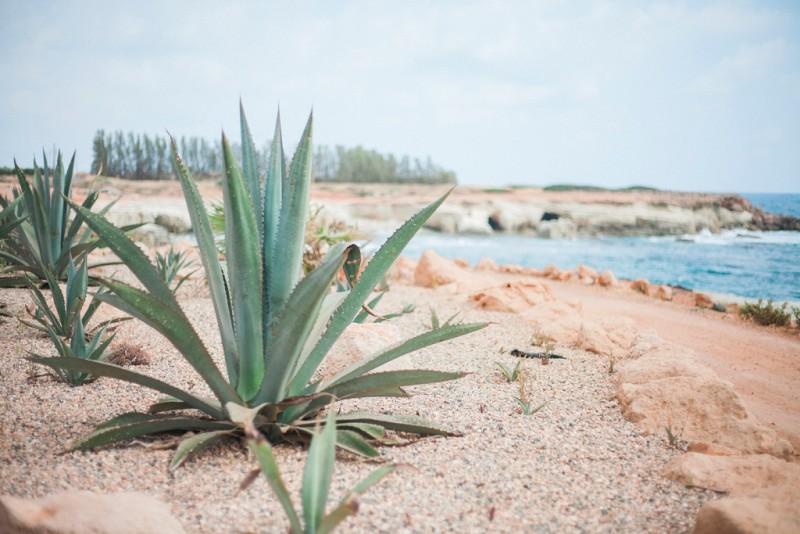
xmin=413 ymin=250 xmax=476 ymax=288
xmin=0 ymin=491 xmax=185 ymax=534
xmin=467 ymin=280 xmax=554 ymax=313
xmin=666 ymin=453 xmax=800 ymax=534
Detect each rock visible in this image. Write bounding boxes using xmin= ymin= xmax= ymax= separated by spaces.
xmin=618 ymin=339 xmax=795 ymax=459
xmin=0 ymin=490 xmax=185 ymax=534
xmin=557 ymin=270 xmax=576 ymax=282
xmin=468 ymin=280 xmax=554 ymax=313
xmin=131 ymin=223 xmax=171 ymax=248
xmin=630 ymin=278 xmax=650 ymax=294
xmin=522 ymin=301 xmax=584 ymax=345
xmin=413 ymin=250 xmax=476 ymax=288
xmin=694 ymin=293 xmax=714 ymax=308
xmin=578 ymin=316 xmax=637 ymax=355
xmin=154 ymin=212 xmax=192 ymax=234
xmin=387 ymin=257 xmax=418 ymax=284
xmin=576 ymin=264 xmax=598 ymax=284
xmin=597 ymin=270 xmax=618 ymax=287
xmin=664 ymin=453 xmax=800 ymax=497
xmin=474 ymin=258 xmax=499 ymax=271
xmin=650 ymin=285 xmax=673 ymax=301
xmin=454 ymin=257 xmax=470 ymax=269
xmin=317 ymin=322 xmax=405 ymax=383
xmin=693 ymin=497 xmax=800 ymax=534
xmin=617 ymin=376 xmax=793 ymax=459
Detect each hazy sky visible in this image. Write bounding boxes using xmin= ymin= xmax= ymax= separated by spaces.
xmin=2 ymin=1 xmax=798 ymax=192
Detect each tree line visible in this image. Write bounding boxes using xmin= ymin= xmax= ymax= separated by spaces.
xmin=91 ymin=130 xmax=456 ymax=184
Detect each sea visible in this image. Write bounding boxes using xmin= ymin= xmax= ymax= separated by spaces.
xmin=394 ymin=193 xmax=800 ymax=303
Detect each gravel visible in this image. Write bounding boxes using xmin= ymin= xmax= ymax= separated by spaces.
xmin=0 ymin=283 xmax=719 ymax=533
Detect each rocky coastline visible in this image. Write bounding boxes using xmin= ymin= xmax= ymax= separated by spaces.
xmin=63 ymin=179 xmax=798 ymax=242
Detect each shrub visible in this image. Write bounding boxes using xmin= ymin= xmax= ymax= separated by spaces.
xmin=739 ymin=299 xmax=791 ymax=327
xmin=31 ymin=105 xmax=486 ymax=467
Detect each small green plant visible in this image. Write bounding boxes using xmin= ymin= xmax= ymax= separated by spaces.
xmin=0 ymin=151 xmax=124 ymax=286
xmin=495 ymin=360 xmax=522 ymax=383
xmin=665 ymin=422 xmax=685 ymax=450
xmin=0 ymin=194 xmax=25 ymax=241
xmin=154 ymin=246 xmax=198 ymax=294
xmin=792 ymin=306 xmax=800 ymax=328
xmin=739 ymin=299 xmax=791 ymax=327
xmin=514 ymin=367 xmax=548 ymax=415
xmin=232 ymin=405 xmax=394 ymax=534
xmin=32 ymin=105 xmax=486 ymax=466
xmin=20 ymin=256 xmax=127 ymax=338
xmin=429 ymin=306 xmax=460 ymax=330
xmin=27 ymin=257 xmax=117 ymax=385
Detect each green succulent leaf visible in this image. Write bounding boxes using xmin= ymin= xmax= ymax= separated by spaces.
xmin=221 ymin=134 xmax=264 ymax=399
xmin=170 ymin=430 xmax=233 ymax=470
xmin=291 ymin=189 xmax=454 ymax=394
xmin=70 ymin=414 xmax=235 ymax=451
xmin=302 ymin=409 xmax=336 ymax=532
xmin=28 ymin=356 xmax=225 ymax=418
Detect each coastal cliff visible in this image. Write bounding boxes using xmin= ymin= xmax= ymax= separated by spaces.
xmin=312 ymin=184 xmax=800 ymax=238
xmin=5 ymin=176 xmax=795 ymax=239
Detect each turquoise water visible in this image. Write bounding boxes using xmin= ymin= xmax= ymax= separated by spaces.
xmin=393 ymin=193 xmax=800 ymax=302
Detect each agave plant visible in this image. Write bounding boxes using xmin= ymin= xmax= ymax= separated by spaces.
xmin=21 ymin=255 xmax=128 ymax=338
xmin=0 ymin=194 xmax=25 ymax=241
xmin=232 ymin=404 xmax=394 ymax=533
xmin=30 ymin=105 xmax=486 ymax=467
xmin=154 ymin=245 xmax=198 ymax=294
xmin=0 ymin=151 xmax=122 ymax=286
xmin=28 ymin=256 xmax=118 ymax=385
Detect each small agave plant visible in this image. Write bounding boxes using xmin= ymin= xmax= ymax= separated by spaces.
xmin=0 ymin=151 xmax=121 ymax=286
xmin=31 ymin=104 xmax=486 ymax=467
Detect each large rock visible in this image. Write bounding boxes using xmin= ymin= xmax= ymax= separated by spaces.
xmin=521 ymin=301 xmax=584 ymax=345
xmin=413 ymin=250 xmax=476 ymax=288
xmin=693 ymin=497 xmax=800 ymax=534
xmin=578 ymin=316 xmax=637 ymax=355
xmin=616 ymin=340 xmax=794 ymax=459
xmin=664 ymin=453 xmax=800 ymax=497
xmin=467 ymin=280 xmax=554 ymax=313
xmin=0 ymin=491 xmax=185 ymax=534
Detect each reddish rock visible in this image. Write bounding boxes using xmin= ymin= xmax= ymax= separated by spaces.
xmin=522 ymin=301 xmax=584 ymax=345
xmin=454 ymin=257 xmax=470 ymax=269
xmin=650 ymin=285 xmax=673 ymax=301
xmin=576 ymin=264 xmax=598 ymax=285
xmin=693 ymin=497 xmax=800 ymax=534
xmin=387 ymin=256 xmax=418 ymax=284
xmin=578 ymin=316 xmax=637 ymax=355
xmin=413 ymin=249 xmax=475 ymax=288
xmin=618 ymin=337 xmax=794 ymax=459
xmin=468 ymin=281 xmax=554 ymax=313
xmin=597 ymin=270 xmax=619 ymax=287
xmin=0 ymin=491 xmax=185 ymax=534
xmin=557 ymin=270 xmax=576 ymax=282
xmin=630 ymin=278 xmax=650 ymax=294
xmin=694 ymin=293 xmax=714 ymax=308
xmin=475 ymin=257 xmax=498 ymax=271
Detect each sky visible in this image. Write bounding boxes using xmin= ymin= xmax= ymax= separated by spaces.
xmin=1 ymin=1 xmax=798 ymax=193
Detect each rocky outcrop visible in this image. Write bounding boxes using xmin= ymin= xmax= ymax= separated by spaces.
xmin=665 ymin=453 xmax=800 ymax=534
xmin=0 ymin=491 xmax=185 ymax=534
xmin=616 ymin=336 xmax=793 ymax=459
xmin=467 ymin=280 xmax=554 ymax=313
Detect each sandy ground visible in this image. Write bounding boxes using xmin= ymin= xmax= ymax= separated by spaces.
xmin=1 ymin=178 xmax=798 ymax=532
